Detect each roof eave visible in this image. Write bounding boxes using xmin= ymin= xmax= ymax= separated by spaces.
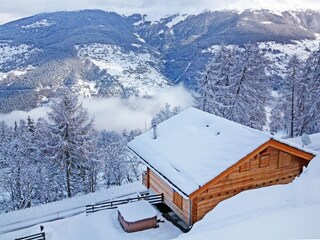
xmin=127 ymin=145 xmax=190 ymax=198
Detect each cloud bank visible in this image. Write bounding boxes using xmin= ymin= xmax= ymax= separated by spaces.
xmin=1 ymin=0 xmax=320 ymax=24
xmin=0 ymin=85 xmax=194 ymax=132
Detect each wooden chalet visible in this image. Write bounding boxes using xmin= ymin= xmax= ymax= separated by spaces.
xmin=127 ymin=108 xmax=317 ymax=227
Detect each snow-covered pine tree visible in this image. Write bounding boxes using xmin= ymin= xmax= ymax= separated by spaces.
xmin=269 ymin=103 xmax=284 ymax=133
xmin=27 ymin=116 xmax=35 ymax=133
xmin=98 ymin=131 xmax=140 ymax=187
xmin=151 ymin=103 xmax=181 ymax=125
xmin=278 ymin=55 xmax=304 ymax=137
xmin=0 ymin=120 xmax=12 ymax=168
xmin=33 ymin=117 xmax=65 ymax=203
xmin=197 ymin=64 xmax=214 ymax=113
xmin=228 ymin=44 xmax=270 ymax=130
xmin=298 ymin=48 xmax=320 ymax=135
xmin=122 ymin=129 xmax=142 ymax=142
xmin=45 ymin=90 xmax=98 ymax=197
xmin=0 ymin=120 xmax=38 ymax=210
xmin=197 ymin=46 xmax=237 ymax=116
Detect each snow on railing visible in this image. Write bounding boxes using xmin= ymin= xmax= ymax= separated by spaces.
xmin=86 ymin=193 xmax=163 ymax=214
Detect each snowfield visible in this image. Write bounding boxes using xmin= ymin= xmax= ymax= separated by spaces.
xmin=21 ymin=19 xmax=55 ymax=29
xmin=259 ymin=34 xmax=320 ymax=74
xmin=0 ymin=44 xmax=40 ymax=66
xmin=76 ymin=44 xmax=169 ymax=96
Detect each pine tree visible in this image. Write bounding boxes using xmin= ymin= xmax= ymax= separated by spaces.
xmin=229 ymin=44 xmax=270 ymax=130
xmin=298 ymin=48 xmax=320 ymax=135
xmin=151 ymin=103 xmax=181 ymax=125
xmin=1 ymin=120 xmax=37 ymax=210
xmin=34 ymin=117 xmax=65 ymax=203
xmin=197 ymin=46 xmax=237 ymax=116
xmin=269 ymin=103 xmax=284 ymax=133
xmin=0 ymin=121 xmax=12 ymax=168
xmin=280 ymin=55 xmax=303 ymax=137
xmin=45 ymin=90 xmax=98 ymax=197
xmin=27 ymin=116 xmax=35 ymax=133
xmin=98 ymin=131 xmax=139 ymax=187
xmin=197 ymin=67 xmax=213 ymax=113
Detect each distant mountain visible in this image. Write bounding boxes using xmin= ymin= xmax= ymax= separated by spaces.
xmin=0 ymin=9 xmax=319 ymax=112
xmin=136 ymin=9 xmax=320 ymax=86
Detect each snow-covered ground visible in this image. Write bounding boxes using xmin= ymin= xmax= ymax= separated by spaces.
xmin=259 ymin=34 xmax=320 ymax=75
xmin=0 ymin=43 xmax=39 ymax=66
xmin=76 ymin=44 xmax=169 ymax=96
xmin=0 ymin=182 xmax=146 ymax=234
xmin=166 ymin=14 xmax=189 ymax=28
xmin=0 ymin=66 xmax=35 ymax=82
xmin=0 ymin=182 xmax=181 ymax=240
xmin=21 ymin=19 xmax=55 ymax=29
xmin=175 ymin=154 xmax=320 ymax=240
xmin=1 ymin=207 xmax=181 ymax=240
xmin=289 ymin=133 xmax=320 ymax=152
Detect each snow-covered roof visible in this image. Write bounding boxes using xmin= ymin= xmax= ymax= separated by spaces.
xmin=128 ymin=107 xmax=317 ymax=196
xmin=287 ymin=133 xmax=320 ymax=153
xmin=117 ymin=200 xmax=157 ymax=222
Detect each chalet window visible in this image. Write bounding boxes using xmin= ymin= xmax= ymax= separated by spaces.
xmin=278 ymin=151 xmax=291 ymax=168
xmin=239 ymin=161 xmax=250 ymax=172
xmin=173 ymin=190 xmax=183 ymax=210
xmin=259 ymin=154 xmax=270 ymax=168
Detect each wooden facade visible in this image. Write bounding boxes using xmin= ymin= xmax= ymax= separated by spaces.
xmin=142 ymin=139 xmax=314 ymax=226
xmin=148 ymin=169 xmax=191 ymax=225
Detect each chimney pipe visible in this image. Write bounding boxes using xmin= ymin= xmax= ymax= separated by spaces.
xmin=152 ymin=120 xmax=157 ymax=139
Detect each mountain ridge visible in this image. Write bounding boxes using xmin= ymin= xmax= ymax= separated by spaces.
xmin=0 ymin=9 xmax=319 ymax=112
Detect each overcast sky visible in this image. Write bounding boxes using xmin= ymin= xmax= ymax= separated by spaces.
xmin=0 ymin=0 xmax=320 ymax=24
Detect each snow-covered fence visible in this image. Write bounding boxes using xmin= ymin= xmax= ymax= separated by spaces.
xmin=86 ymin=193 xmax=163 ymax=214
xmin=15 ymin=232 xmax=45 ymax=240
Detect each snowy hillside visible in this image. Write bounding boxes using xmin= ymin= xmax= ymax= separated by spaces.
xmin=0 ymin=43 xmax=39 ymax=72
xmin=175 ymin=154 xmax=320 ymax=240
xmin=76 ymin=44 xmax=169 ymax=96
xmin=259 ymin=35 xmax=320 ymax=76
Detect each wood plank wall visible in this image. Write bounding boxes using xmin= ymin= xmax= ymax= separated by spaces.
xmin=192 ymin=146 xmax=310 ymax=223
xmin=148 ymin=169 xmax=191 ymax=225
